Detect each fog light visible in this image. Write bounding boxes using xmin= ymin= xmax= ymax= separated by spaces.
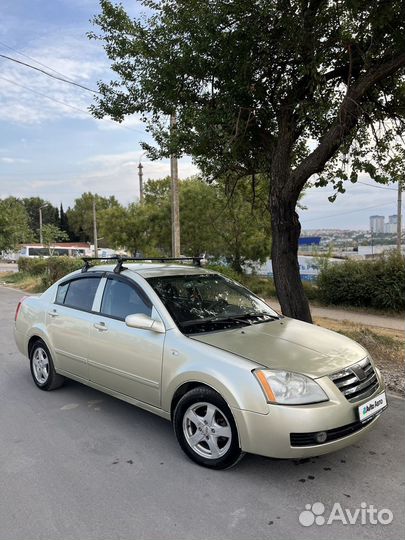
xmin=315 ymin=431 xmax=327 ymax=444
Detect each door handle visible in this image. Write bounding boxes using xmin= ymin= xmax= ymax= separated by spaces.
xmin=93 ymin=322 xmax=108 ymax=332
xmin=48 ymin=309 xmax=59 ymax=317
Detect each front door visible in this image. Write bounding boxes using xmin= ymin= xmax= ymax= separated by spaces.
xmin=87 ymin=275 xmax=165 ymax=407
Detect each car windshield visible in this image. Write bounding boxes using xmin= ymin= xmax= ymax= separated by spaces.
xmin=147 ymin=273 xmax=279 ymax=334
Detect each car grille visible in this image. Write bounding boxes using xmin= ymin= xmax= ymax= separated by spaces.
xmin=329 ymin=357 xmax=379 ymax=403
xmin=290 ymin=416 xmax=375 ymax=447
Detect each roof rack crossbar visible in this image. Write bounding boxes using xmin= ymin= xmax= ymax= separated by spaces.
xmin=81 ymin=256 xmax=204 ymax=273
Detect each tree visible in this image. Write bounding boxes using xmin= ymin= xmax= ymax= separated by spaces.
xmin=98 ymin=204 xmax=153 ymax=255
xmin=214 ymin=176 xmax=271 ymax=272
xmin=59 ymin=203 xmax=72 ymax=239
xmin=0 ymin=197 xmax=33 ymax=252
xmin=66 ymin=192 xmax=120 ymax=242
xmin=41 ymin=224 xmax=69 ymax=255
xmin=99 ymin=176 xmax=271 ymax=267
xmin=89 ymin=0 xmax=405 ymax=322
xmin=21 ymin=197 xmax=59 ymax=237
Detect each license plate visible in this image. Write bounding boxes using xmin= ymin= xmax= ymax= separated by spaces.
xmin=358 ymin=391 xmax=387 ymax=422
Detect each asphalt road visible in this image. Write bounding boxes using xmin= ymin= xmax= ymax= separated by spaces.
xmin=1 ymin=286 xmax=404 ymax=540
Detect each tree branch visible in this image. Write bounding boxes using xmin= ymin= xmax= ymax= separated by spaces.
xmin=289 ymin=52 xmax=405 ymax=192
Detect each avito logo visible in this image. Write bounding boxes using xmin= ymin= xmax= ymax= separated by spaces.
xmin=299 ymin=501 xmax=393 ymax=527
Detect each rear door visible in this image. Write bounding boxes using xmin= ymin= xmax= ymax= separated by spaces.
xmin=47 ymin=274 xmax=102 ymax=379
xmin=87 ymin=275 xmax=165 ymax=407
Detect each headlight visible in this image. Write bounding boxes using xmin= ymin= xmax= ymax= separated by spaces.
xmin=254 ymin=369 xmax=328 ymax=405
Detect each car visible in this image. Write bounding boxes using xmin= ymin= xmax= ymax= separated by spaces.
xmin=14 ymin=257 xmax=387 ymax=469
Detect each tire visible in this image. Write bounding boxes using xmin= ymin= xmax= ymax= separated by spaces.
xmin=173 ymin=386 xmax=244 ymax=469
xmin=30 ymin=339 xmax=65 ymax=391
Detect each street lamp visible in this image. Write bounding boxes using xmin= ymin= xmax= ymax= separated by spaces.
xmin=39 ymin=203 xmax=49 ymax=244
xmin=138 ymin=151 xmax=147 ymax=203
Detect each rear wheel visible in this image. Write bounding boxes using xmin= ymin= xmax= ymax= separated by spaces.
xmin=30 ymin=340 xmax=65 ymax=391
xmin=173 ymin=387 xmax=244 ymax=469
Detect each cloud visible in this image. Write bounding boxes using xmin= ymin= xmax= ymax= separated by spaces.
xmin=0 ymin=156 xmax=30 ymax=163
xmin=0 ymin=30 xmax=111 ymax=125
xmin=0 ymin=149 xmax=200 ymax=207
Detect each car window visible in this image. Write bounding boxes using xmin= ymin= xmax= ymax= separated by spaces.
xmin=55 ymin=281 xmax=69 ymax=304
xmin=61 ymin=277 xmax=101 ymax=312
xmin=100 ymin=278 xmax=152 ymax=320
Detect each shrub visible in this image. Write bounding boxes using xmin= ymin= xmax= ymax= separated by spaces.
xmin=18 ymin=257 xmax=48 ymax=275
xmin=206 ymin=264 xmax=242 ymax=282
xmin=18 ymin=257 xmax=83 ymax=285
xmin=317 ymin=252 xmax=405 ymax=311
xmin=46 ymin=257 xmax=83 ymax=282
xmin=302 ymin=281 xmax=319 ymax=301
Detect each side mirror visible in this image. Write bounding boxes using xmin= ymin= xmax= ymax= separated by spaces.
xmin=125 ymin=313 xmax=165 ymax=333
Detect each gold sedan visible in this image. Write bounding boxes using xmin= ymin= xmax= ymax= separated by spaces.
xmin=14 ymin=259 xmax=387 ymax=469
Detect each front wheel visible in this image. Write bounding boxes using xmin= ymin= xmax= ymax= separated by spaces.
xmin=30 ymin=340 xmax=65 ymax=391
xmin=173 ymin=387 xmax=244 ymax=469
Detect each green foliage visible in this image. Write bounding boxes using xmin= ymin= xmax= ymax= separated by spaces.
xmin=207 ymin=264 xmax=277 ymax=298
xmin=18 ymin=257 xmax=83 ymax=288
xmin=89 ymin=0 xmax=405 ymax=191
xmin=89 ymin=0 xmax=405 ymax=321
xmin=41 ymin=224 xmax=69 ymax=254
xmin=59 ymin=203 xmax=73 ymax=239
xmin=0 ymin=197 xmax=33 ymax=251
xmin=18 ymin=257 xmax=48 ymax=275
xmin=205 ymin=264 xmax=242 ymax=282
xmin=98 ymin=176 xmax=271 ymax=266
xmin=317 ymin=253 xmax=405 ymax=311
xmin=215 ymin=176 xmax=271 ymax=271
xmin=66 ymin=192 xmax=120 ymax=242
xmin=21 ymin=197 xmax=59 ymax=236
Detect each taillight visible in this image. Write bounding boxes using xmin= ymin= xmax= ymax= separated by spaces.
xmin=15 ymin=296 xmax=28 ymax=321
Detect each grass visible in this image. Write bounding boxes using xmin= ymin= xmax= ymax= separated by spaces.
xmin=0 ymin=271 xmax=43 ymax=293
xmin=315 ymin=318 xmax=405 ymax=396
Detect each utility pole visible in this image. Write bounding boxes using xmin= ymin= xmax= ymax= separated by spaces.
xmin=93 ymin=197 xmax=98 ymax=257
xmin=138 ymin=162 xmax=144 ymax=203
xmin=39 ymin=203 xmax=48 ymax=244
xmin=397 ymin=180 xmax=403 ymax=253
xmin=170 ymin=112 xmax=181 ymax=257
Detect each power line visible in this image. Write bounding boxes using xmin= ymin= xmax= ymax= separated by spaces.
xmin=357 ymin=180 xmax=398 ymax=191
xmin=0 ymin=53 xmax=102 ymax=95
xmin=0 ymin=40 xmax=78 ymax=82
xmin=0 ymin=75 xmax=92 ymax=116
xmin=302 ymin=202 xmax=394 ymax=223
xmin=0 ymin=75 xmax=145 ymax=135
xmin=0 ymin=42 xmax=148 ymax=135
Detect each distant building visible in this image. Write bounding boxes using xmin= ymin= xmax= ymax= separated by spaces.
xmin=370 ymin=215 xmax=385 ymax=233
xmin=384 ymin=222 xmax=397 ymax=234
xmin=388 ymin=214 xmax=398 ymax=224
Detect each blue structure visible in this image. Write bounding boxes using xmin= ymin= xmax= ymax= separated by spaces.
xmin=298 ymin=236 xmax=321 ymax=246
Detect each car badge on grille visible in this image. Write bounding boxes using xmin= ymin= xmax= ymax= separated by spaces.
xmin=350 ymin=364 xmax=367 ymax=381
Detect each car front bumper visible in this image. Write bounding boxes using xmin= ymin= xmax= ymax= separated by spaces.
xmin=232 ymin=369 xmax=386 ymax=459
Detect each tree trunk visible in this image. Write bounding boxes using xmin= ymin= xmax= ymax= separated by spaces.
xmin=270 ymin=192 xmax=312 ymax=323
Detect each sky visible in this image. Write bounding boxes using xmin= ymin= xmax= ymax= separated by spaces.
xmin=0 ymin=0 xmax=400 ymax=231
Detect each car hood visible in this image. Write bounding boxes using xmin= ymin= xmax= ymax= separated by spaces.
xmin=190 ymin=317 xmax=368 ymax=378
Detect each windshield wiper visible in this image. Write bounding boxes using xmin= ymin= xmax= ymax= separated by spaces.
xmin=180 ymin=315 xmax=252 ymax=328
xmin=240 ymin=312 xmax=279 ymax=321
xmin=179 ymin=312 xmax=279 ymax=330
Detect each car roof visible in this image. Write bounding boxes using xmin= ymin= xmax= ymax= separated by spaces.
xmin=85 ymin=262 xmax=215 ymax=279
